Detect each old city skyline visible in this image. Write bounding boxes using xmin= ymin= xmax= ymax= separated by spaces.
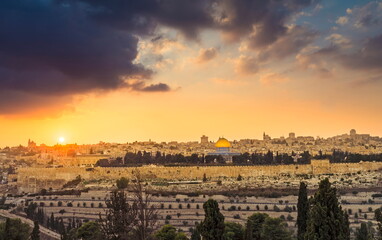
xmin=1 ymin=128 xmax=381 ymax=148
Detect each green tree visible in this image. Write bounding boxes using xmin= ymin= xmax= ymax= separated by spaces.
xmin=131 ymin=169 xmax=158 ymax=240
xmin=175 ymin=232 xmax=189 ymax=240
xmin=116 ymin=177 xmax=129 ymax=189
xmin=31 ymin=221 xmax=40 ymax=240
xmin=155 ymin=225 xmax=189 ymax=240
xmin=199 ymin=199 xmax=225 ymax=240
xmin=190 ymin=227 xmax=201 ymax=240
xmin=224 ymin=222 xmax=244 ymax=240
xmin=261 ymin=217 xmax=292 ymax=240
xmin=99 ymin=190 xmax=137 ymax=240
xmin=355 ymin=223 xmax=371 ymax=240
xmin=175 ymin=232 xmax=188 ymax=240
xmin=0 ymin=218 xmax=31 ymax=240
xmin=244 ymin=213 xmax=268 ymax=240
xmin=375 ymin=208 xmax=382 ymax=240
xmin=76 ymin=221 xmax=103 ymax=240
xmin=297 ymin=182 xmax=308 ymax=240
xmin=305 ymin=178 xmax=350 ymax=240
xmin=155 ymin=225 xmax=177 ymax=240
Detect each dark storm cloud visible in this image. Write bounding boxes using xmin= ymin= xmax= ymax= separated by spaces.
xmin=297 ymin=34 xmax=382 ymax=80
xmin=0 ymin=0 xmax=319 ymax=113
xmin=140 ymin=83 xmax=171 ymax=92
xmin=72 ymin=0 xmax=319 ymax=43
xmin=339 ymin=34 xmax=382 ymax=71
xmin=124 ymin=80 xmax=171 ymax=92
xmin=0 ymin=0 xmax=151 ymax=95
xmin=257 ymin=25 xmax=318 ymax=61
xmin=218 ymin=0 xmax=320 ymax=46
xmin=0 ymin=0 xmax=171 ymax=113
xmin=66 ymin=0 xmax=215 ymax=39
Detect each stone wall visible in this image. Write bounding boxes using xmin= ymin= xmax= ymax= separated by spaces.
xmin=16 ymin=160 xmax=382 ymax=193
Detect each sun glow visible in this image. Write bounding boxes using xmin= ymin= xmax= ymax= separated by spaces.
xmin=58 ymin=137 xmax=65 ymax=144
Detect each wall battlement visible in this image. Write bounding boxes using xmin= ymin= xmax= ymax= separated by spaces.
xmin=16 ymin=160 xmax=382 ymax=193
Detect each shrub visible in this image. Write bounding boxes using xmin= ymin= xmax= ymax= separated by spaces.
xmin=371 ymin=193 xmax=382 ymax=198
xmin=116 ymin=177 xmax=129 ymax=189
xmin=284 ymin=206 xmax=292 ymax=213
xmin=273 ymin=205 xmax=280 ymax=212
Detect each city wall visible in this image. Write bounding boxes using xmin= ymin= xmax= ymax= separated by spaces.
xmin=16 ymin=160 xmax=382 ymax=193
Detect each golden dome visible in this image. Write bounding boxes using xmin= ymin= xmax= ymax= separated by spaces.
xmin=215 ymin=137 xmax=231 ymax=148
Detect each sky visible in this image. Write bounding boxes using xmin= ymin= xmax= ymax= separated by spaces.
xmin=1 ymin=0 xmax=382 ymax=147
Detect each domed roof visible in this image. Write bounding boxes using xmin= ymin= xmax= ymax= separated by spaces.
xmin=215 ymin=137 xmax=231 ymax=148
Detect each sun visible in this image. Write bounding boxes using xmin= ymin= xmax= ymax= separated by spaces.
xmin=58 ymin=137 xmax=65 ymax=144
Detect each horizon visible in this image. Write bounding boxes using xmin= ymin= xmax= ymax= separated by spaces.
xmin=2 ymin=128 xmax=380 ymax=148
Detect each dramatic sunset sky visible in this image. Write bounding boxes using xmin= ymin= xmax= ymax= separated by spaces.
xmin=1 ymin=0 xmax=382 ymax=147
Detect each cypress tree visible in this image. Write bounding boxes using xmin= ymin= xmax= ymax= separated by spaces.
xmin=50 ymin=212 xmax=55 ymax=229
xmin=305 ymin=178 xmax=350 ymax=240
xmin=375 ymin=208 xmax=382 ymax=240
xmin=31 ymin=221 xmax=40 ymax=240
xmin=355 ymin=223 xmax=370 ymax=240
xmin=297 ymin=182 xmax=308 ymax=240
xmin=4 ymin=218 xmax=12 ymax=240
xmin=199 ymin=199 xmax=225 ymax=240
